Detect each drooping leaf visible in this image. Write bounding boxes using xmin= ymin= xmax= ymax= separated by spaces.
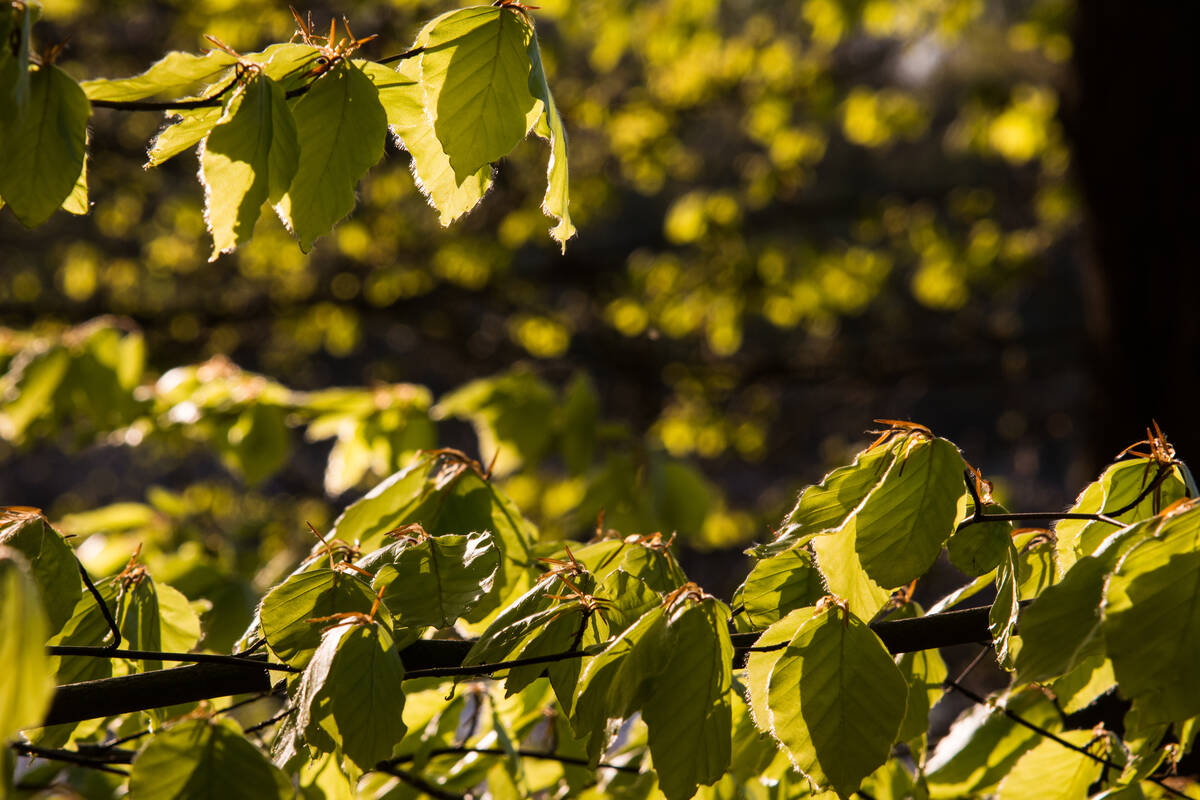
xmin=989 ymin=543 xmax=1020 ymax=669
xmin=749 ymin=442 xmax=897 ymax=558
xmin=853 ymin=436 xmax=966 ymax=588
xmin=129 ymin=718 xmax=292 ymax=800
xmin=1103 ymin=502 xmax=1200 ymax=724
xmin=735 ymin=548 xmax=824 ymax=628
xmin=300 ymin=623 xmax=408 ymax=771
xmin=0 ymin=511 xmax=81 ymax=632
xmin=890 ymin=605 xmax=947 ymax=746
xmin=643 ymin=598 xmax=733 ymax=800
xmin=765 ymin=603 xmax=907 ymax=799
xmin=368 ymin=531 xmax=500 ymax=628
xmin=1014 ymin=553 xmax=1109 ymax=684
xmin=947 ymin=508 xmax=1013 ymax=577
xmin=419 ymin=6 xmax=540 ymax=179
xmin=0 ymin=546 xmax=55 ymax=740
xmin=147 ymin=106 xmax=225 ymax=166
xmin=526 ymin=35 xmax=575 ymax=250
xmin=996 ymin=730 xmax=1103 ymax=800
xmin=61 ymin=155 xmax=88 ymax=215
xmin=275 ymin=61 xmax=387 ymax=251
xmin=0 ymin=64 xmax=90 ymax=227
xmin=745 ymin=607 xmax=816 ymax=733
xmin=200 ymin=73 xmax=299 ymax=259
xmin=259 ymin=568 xmax=381 ymax=666
xmin=364 ymin=48 xmax=493 ymax=225
xmin=811 ymin=521 xmax=892 ymax=621
xmin=82 ymin=51 xmax=236 ymax=101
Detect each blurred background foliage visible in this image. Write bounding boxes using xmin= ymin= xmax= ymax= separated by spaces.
xmin=2 ymin=0 xmax=1158 ymax=610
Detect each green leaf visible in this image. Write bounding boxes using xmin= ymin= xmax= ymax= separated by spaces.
xmin=61 ymin=156 xmax=88 ymax=215
xmin=891 ymin=606 xmax=947 ymax=745
xmin=561 ymin=373 xmax=598 ymax=474
xmin=1102 ymin=502 xmax=1200 ymax=724
xmin=811 ymin=521 xmax=892 ymax=621
xmin=301 ymin=623 xmax=408 ymax=771
xmin=368 ymin=531 xmax=500 ymax=628
xmin=749 ymin=442 xmax=896 ymax=558
xmin=275 ymin=61 xmax=387 ymax=251
xmin=432 ymin=370 xmax=558 ymax=478
xmin=364 ymin=49 xmax=493 ymax=226
xmin=129 ymin=718 xmax=292 ymax=800
xmin=947 ymin=510 xmax=1013 ymax=577
xmin=0 ymin=546 xmax=55 ymax=739
xmin=1055 ymin=458 xmax=1189 ymax=575
xmin=853 ymin=437 xmax=966 ymax=588
xmin=148 ymin=106 xmax=225 ymax=166
xmin=82 ymin=51 xmax=236 ymax=101
xmin=1013 ymin=553 xmax=1108 ymax=684
xmin=526 ymin=36 xmax=575 ymax=250
xmin=47 ymin=579 xmax=119 ymax=684
xmin=765 ymin=603 xmax=907 ymax=799
xmin=259 ymin=568 xmax=381 ymax=666
xmin=989 ymin=543 xmax=1019 ymax=669
xmin=201 ymin=74 xmax=299 ymax=259
xmin=419 ymin=6 xmax=540 ymax=179
xmin=735 ymin=548 xmax=824 ymax=628
xmin=219 ymin=403 xmax=290 ymax=485
xmin=0 ymin=344 xmax=70 ymax=442
xmin=0 ymin=64 xmax=89 ymax=227
xmin=924 ymin=687 xmax=1059 ymax=798
xmin=0 ymin=512 xmax=81 ymax=632
xmin=996 ymin=730 xmax=1103 ymax=800
xmin=745 ymin=607 xmax=816 ymax=733
xmin=643 ymin=598 xmax=733 ymax=800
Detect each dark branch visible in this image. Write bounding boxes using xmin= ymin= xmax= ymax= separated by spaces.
xmin=76 ymin=560 xmax=120 ymax=650
xmin=46 ymin=645 xmax=299 ymax=673
xmin=386 ymin=746 xmax=639 ymax=773
xmin=41 ymin=605 xmax=997 ymax=726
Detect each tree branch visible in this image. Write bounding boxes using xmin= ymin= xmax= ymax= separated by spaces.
xmin=40 ymin=605 xmax=996 ymax=727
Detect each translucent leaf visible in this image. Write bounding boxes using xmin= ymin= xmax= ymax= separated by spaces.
xmin=749 ymin=442 xmax=897 ymax=558
xmin=1055 ymin=458 xmax=1189 ymax=575
xmin=200 ymin=74 xmax=299 ymax=259
xmin=996 ymin=730 xmax=1103 ymax=800
xmin=0 ymin=547 xmax=55 ymax=739
xmin=1048 ymin=653 xmax=1116 ymax=714
xmin=147 ymin=106 xmax=224 ymax=167
xmin=1103 ymin=502 xmax=1200 ymax=724
xmin=129 ymin=718 xmax=292 ymax=800
xmin=47 ymin=579 xmax=119 ymax=684
xmin=924 ymin=687 xmax=1059 ymax=798
xmin=766 ymin=604 xmax=907 ymax=799
xmin=0 ymin=64 xmax=89 ymax=227
xmin=362 ymin=51 xmax=493 ymax=225
xmin=891 ymin=605 xmax=947 ymax=745
xmin=811 ymin=520 xmax=892 ymax=621
xmin=735 ymin=548 xmax=824 ymax=628
xmin=274 ymin=61 xmax=386 ymax=251
xmin=853 ymin=437 xmax=966 ymax=588
xmin=82 ymin=50 xmax=236 ymax=101
xmin=643 ymin=599 xmax=733 ymax=800
xmin=61 ymin=155 xmax=88 ymax=215
xmin=526 ymin=36 xmax=575 ymax=250
xmin=744 ymin=607 xmax=816 ymax=733
xmin=989 ymin=544 xmax=1019 ymax=669
xmin=0 ymin=345 xmax=69 ymax=442
xmin=1014 ymin=554 xmax=1108 ymax=684
xmin=947 ymin=508 xmax=1013 ymax=577
xmin=300 ymin=623 xmax=408 ymax=771
xmin=419 ymin=6 xmax=540 ymax=179
xmin=218 ymin=404 xmax=290 ymax=485
xmin=259 ymin=568 xmax=381 ymax=666
xmin=0 ymin=512 xmax=81 ymax=632
xmin=368 ymin=531 xmax=500 ymax=628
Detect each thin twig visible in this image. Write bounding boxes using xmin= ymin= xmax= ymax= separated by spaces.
xmin=45 ymin=645 xmax=300 ymax=673
xmin=387 ymin=746 xmax=639 ymax=773
xmin=375 ymin=764 xmax=466 ymax=800
xmin=242 ymin=706 xmax=295 ymax=736
xmin=377 ymin=46 xmax=425 ymax=65
xmin=76 ymin=560 xmax=121 ymax=650
xmin=958 ymin=471 xmax=1122 ymax=529
xmin=404 ymin=648 xmax=588 ymax=680
xmin=11 ymin=742 xmax=133 ymax=773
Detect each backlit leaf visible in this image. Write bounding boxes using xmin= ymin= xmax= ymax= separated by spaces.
xmin=147 ymin=106 xmax=224 ymax=166
xmin=0 ymin=511 xmax=81 ymax=632
xmin=82 ymin=50 xmax=236 ymax=101
xmin=259 ymin=568 xmax=380 ymax=666
xmin=0 ymin=547 xmax=55 ymax=740
xmin=526 ymin=36 xmax=575 ymax=250
xmin=996 ymin=730 xmax=1103 ymax=800
xmin=735 ymin=548 xmax=824 ymax=628
xmin=368 ymin=531 xmax=500 ymax=628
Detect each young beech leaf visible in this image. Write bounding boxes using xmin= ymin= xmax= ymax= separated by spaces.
xmin=297 ymin=623 xmax=408 ymax=772
xmin=0 ymin=547 xmax=55 ymax=740
xmin=368 ymin=531 xmax=500 ymax=628
xmin=0 ymin=512 xmax=81 ymax=633
xmin=274 ymin=61 xmax=386 ymax=252
xmin=129 ymin=718 xmax=292 ymax=800
xmin=419 ymin=6 xmax=540 ymax=180
xmin=642 ymin=598 xmax=733 ymax=800
xmin=358 ymin=41 xmax=494 ymax=225
xmin=1013 ymin=553 xmax=1109 ymax=685
xmin=996 ymin=730 xmax=1103 ymax=800
xmin=811 ymin=519 xmax=892 ymax=621
xmin=47 ymin=578 xmax=120 ymax=685
xmin=749 ymin=442 xmax=897 ymax=559
xmin=735 ymin=548 xmax=824 ymax=628
xmin=989 ymin=543 xmax=1019 ymax=669
xmin=852 ymin=436 xmax=967 ymax=588
xmin=259 ymin=568 xmax=382 ymax=666
xmin=61 ymin=156 xmax=88 ymax=215
xmin=1103 ymin=502 xmax=1200 ymax=724
xmin=745 ymin=607 xmax=817 ymax=734
xmin=766 ymin=604 xmax=907 ymax=799
xmin=946 ymin=507 xmax=1013 ymax=577
xmin=0 ymin=64 xmax=89 ymax=228
xmin=81 ymin=50 xmax=236 ymax=102
xmin=147 ymin=105 xmax=224 ymax=167
xmin=526 ymin=36 xmax=575 ymax=251
xmin=200 ymin=73 xmax=299 ymax=260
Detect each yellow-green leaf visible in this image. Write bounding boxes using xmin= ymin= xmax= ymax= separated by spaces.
xmin=82 ymin=50 xmax=236 ymax=101
xmin=0 ymin=546 xmax=55 ymax=739
xmin=527 ymin=36 xmax=575 ymax=250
